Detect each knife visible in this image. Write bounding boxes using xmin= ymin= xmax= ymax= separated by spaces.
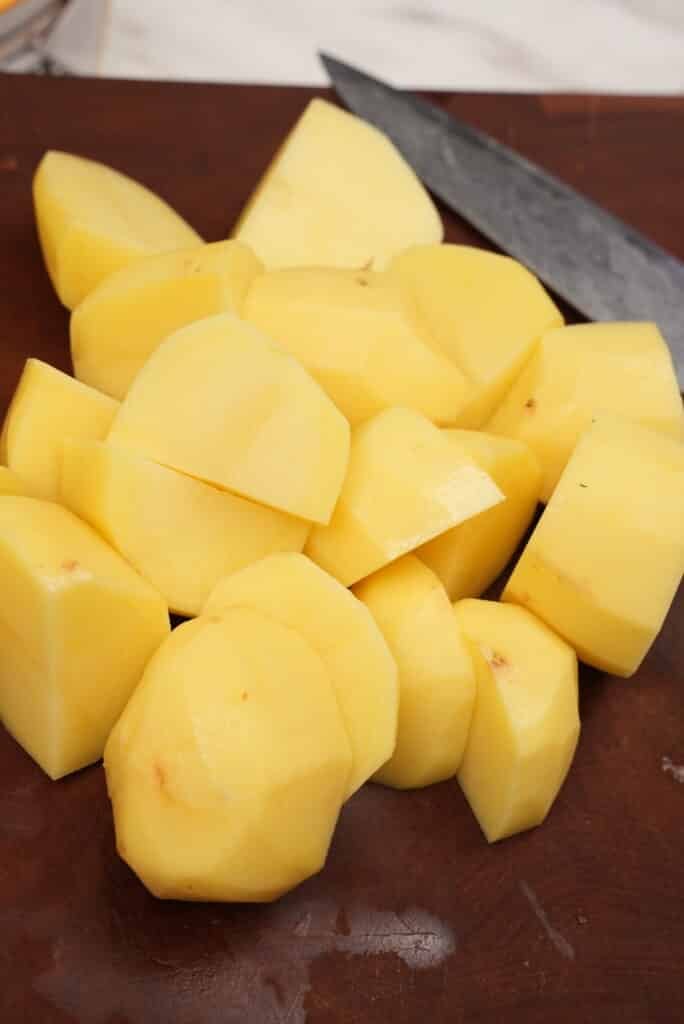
xmin=320 ymin=54 xmax=684 ymax=388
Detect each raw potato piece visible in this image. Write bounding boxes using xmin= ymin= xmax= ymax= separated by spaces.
xmin=418 ymin=431 xmax=541 ymax=600
xmin=71 ymin=240 xmax=262 ymax=399
xmin=503 ymin=416 xmax=684 ymax=677
xmin=60 ymin=441 xmax=309 ymax=617
xmin=243 ymin=267 xmax=468 ymax=426
xmin=108 ymin=313 xmax=349 ymax=524
xmin=488 ymin=322 xmax=684 ymax=501
xmin=305 ymin=407 xmax=504 ymax=586
xmin=105 ymin=607 xmax=351 ymax=902
xmin=0 ymin=498 xmax=169 ymax=780
xmin=0 ymin=466 xmax=33 ymax=497
xmin=454 ymin=599 xmax=579 ymax=842
xmin=390 ymin=245 xmax=563 ymax=426
xmin=34 ymin=150 xmax=202 ymax=309
xmin=354 ymin=556 xmax=475 ymax=789
xmin=204 ymin=553 xmax=398 ymax=797
xmin=1 ymin=358 xmax=118 ymax=500
xmin=233 ymin=98 xmax=442 ymax=270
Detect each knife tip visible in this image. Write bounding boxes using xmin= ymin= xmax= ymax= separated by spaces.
xmin=318 ymin=51 xmax=346 ymax=78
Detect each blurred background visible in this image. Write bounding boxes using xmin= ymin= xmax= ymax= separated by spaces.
xmin=2 ymin=0 xmax=684 ymax=92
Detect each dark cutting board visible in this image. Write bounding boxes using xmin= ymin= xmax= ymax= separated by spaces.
xmin=0 ymin=73 xmax=683 ymax=1024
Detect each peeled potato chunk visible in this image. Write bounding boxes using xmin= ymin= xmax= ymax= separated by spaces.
xmin=204 ymin=553 xmax=398 ymax=797
xmin=108 ymin=313 xmax=350 ymax=524
xmin=104 ymin=607 xmax=351 ymax=902
xmin=0 ymin=498 xmax=169 ymax=780
xmin=503 ymin=416 xmax=684 ymax=677
xmin=488 ymin=322 xmax=684 ymax=501
xmin=71 ymin=240 xmax=262 ymax=399
xmin=33 ymin=150 xmax=202 ymax=309
xmin=418 ymin=431 xmax=541 ymax=600
xmin=60 ymin=440 xmax=309 ymax=617
xmin=233 ymin=98 xmax=442 ymax=270
xmin=454 ymin=599 xmax=580 ymax=842
xmin=1 ymin=358 xmax=118 ymax=500
xmin=305 ymin=407 xmax=503 ymax=586
xmin=390 ymin=245 xmax=563 ymax=426
xmin=354 ymin=556 xmax=475 ymax=789
xmin=0 ymin=466 xmax=33 ymax=497
xmin=243 ymin=267 xmax=467 ymax=426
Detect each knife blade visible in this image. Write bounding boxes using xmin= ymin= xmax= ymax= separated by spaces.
xmin=320 ymin=53 xmax=684 ymax=387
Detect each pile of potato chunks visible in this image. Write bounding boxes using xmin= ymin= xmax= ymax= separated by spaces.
xmin=1 ymin=98 xmax=683 ymax=903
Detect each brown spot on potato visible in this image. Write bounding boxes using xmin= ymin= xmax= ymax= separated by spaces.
xmin=205 ymin=615 xmax=222 ymax=624
xmin=241 ymin=691 xmax=249 ymax=701
xmin=154 ymin=760 xmax=167 ymax=788
xmin=490 ymin=651 xmax=508 ymax=669
xmin=61 ymin=559 xmax=79 ymax=572
xmin=525 ymin=398 xmax=536 ymax=411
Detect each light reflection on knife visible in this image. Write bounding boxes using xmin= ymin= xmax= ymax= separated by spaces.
xmin=320 ymin=54 xmax=684 ymax=388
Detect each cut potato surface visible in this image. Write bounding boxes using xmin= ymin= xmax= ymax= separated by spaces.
xmin=71 ymin=240 xmax=262 ymax=399
xmin=503 ymin=416 xmax=684 ymax=677
xmin=204 ymin=553 xmax=398 ymax=797
xmin=233 ymin=98 xmax=442 ymax=270
xmin=354 ymin=556 xmax=475 ymax=789
xmin=107 ymin=313 xmax=350 ymax=524
xmin=390 ymin=245 xmax=563 ymax=426
xmin=4 ymin=106 xmax=679 ymax=904
xmin=306 ymin=407 xmax=504 ymax=586
xmin=105 ymin=607 xmax=351 ymax=902
xmin=60 ymin=440 xmax=309 ymax=617
xmin=0 ymin=497 xmax=169 ymax=780
xmin=0 ymin=466 xmax=33 ymax=497
xmin=488 ymin=322 xmax=684 ymax=501
xmin=418 ymin=431 xmax=541 ymax=600
xmin=243 ymin=267 xmax=467 ymax=426
xmin=1 ymin=358 xmax=118 ymax=500
xmin=454 ymin=599 xmax=580 ymax=843
xmin=34 ymin=150 xmax=202 ymax=309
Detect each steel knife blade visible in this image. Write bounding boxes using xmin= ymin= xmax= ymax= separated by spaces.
xmin=320 ymin=53 xmax=684 ymax=387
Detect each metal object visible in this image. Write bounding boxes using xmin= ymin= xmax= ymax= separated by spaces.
xmin=0 ymin=0 xmax=107 ymax=74
xmin=320 ymin=54 xmax=684 ymax=386
xmin=0 ymin=0 xmax=64 ymax=71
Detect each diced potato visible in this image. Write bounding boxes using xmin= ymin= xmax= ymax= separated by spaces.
xmin=243 ymin=267 xmax=467 ymax=426
xmin=487 ymin=323 xmax=684 ymax=501
xmin=33 ymin=150 xmax=202 ymax=309
xmin=389 ymin=245 xmax=563 ymax=426
xmin=70 ymin=240 xmax=262 ymax=399
xmin=0 ymin=466 xmax=33 ymax=497
xmin=503 ymin=416 xmax=684 ymax=677
xmin=105 ymin=607 xmax=351 ymax=901
xmin=107 ymin=313 xmax=349 ymax=524
xmin=233 ymin=98 xmax=442 ymax=270
xmin=0 ymin=497 xmax=169 ymax=780
xmin=305 ymin=407 xmax=503 ymax=586
xmin=418 ymin=431 xmax=541 ymax=600
xmin=354 ymin=556 xmax=475 ymax=789
xmin=204 ymin=553 xmax=398 ymax=797
xmin=60 ymin=440 xmax=309 ymax=617
xmin=1 ymin=358 xmax=118 ymax=500
xmin=454 ymin=599 xmax=579 ymax=842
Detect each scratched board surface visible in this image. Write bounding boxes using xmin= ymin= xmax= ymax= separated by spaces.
xmin=0 ymin=74 xmax=683 ymax=1024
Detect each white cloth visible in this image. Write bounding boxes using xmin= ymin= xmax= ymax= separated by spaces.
xmin=47 ymin=0 xmax=684 ymax=93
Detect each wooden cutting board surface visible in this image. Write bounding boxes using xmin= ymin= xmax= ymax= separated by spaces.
xmin=0 ymin=73 xmax=683 ymax=1024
